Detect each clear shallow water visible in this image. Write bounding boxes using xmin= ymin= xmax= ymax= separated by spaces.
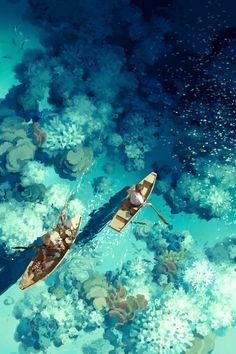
xmin=0 ymin=1 xmax=235 ymax=353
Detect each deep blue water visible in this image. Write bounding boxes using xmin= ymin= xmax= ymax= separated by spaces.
xmin=0 ymin=0 xmax=235 ymax=353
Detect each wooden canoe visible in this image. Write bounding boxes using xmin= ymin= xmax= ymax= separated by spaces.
xmin=19 ymin=215 xmax=82 ymax=290
xmin=109 ymin=172 xmax=157 ymax=232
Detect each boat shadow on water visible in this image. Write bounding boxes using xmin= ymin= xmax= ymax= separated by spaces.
xmin=0 ymin=187 xmax=128 ymax=295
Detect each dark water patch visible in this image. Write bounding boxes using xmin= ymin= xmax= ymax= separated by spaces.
xmin=76 ymin=186 xmax=128 ymax=246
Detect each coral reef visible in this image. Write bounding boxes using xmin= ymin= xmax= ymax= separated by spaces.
xmin=105 ymin=280 xmax=148 ymax=328
xmin=13 ymin=183 xmax=46 ymax=203
xmin=81 ymin=272 xmax=148 ymax=327
xmin=129 ymin=294 xmax=195 ymax=354
xmin=183 ymin=260 xmax=215 ymax=292
xmin=56 ymin=147 xmax=94 ymax=178
xmin=82 ymin=272 xmax=109 ymax=310
xmin=41 ymin=112 xmax=85 ymax=156
xmin=134 ymin=221 xmax=193 ymax=260
xmin=13 ymin=250 xmax=104 ymax=352
xmin=0 ymin=116 xmax=36 ymax=174
xmin=0 ymin=181 xmax=85 ymax=253
xmin=156 ymin=157 xmax=236 ymax=220
xmin=1 ymin=0 xmax=236 ymax=353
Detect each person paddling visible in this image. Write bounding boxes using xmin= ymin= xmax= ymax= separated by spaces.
xmin=127 ymin=183 xmax=151 ymax=216
xmin=127 ymin=183 xmax=151 ymax=207
xmin=39 ymin=230 xmax=65 ymax=262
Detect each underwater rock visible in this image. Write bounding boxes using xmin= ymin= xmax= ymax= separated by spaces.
xmin=56 ymin=147 xmax=93 ymax=178
xmin=102 ymin=163 xmax=114 ymax=175
xmin=206 ymin=237 xmax=236 ymax=264
xmin=4 ymin=296 xmax=15 ymax=306
xmin=6 ymin=138 xmax=36 ymax=173
xmin=153 ymin=260 xmax=178 ymax=285
xmin=0 ymin=117 xmax=35 ymax=174
xmin=13 ymin=183 xmax=46 ymax=203
xmin=92 ymin=176 xmax=113 ymax=195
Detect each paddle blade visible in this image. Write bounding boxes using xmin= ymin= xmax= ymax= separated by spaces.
xmin=157 ymin=213 xmax=169 ymax=225
xmin=148 ymin=203 xmax=169 ymax=225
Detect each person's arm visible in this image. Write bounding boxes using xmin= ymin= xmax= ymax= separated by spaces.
xmin=127 ymin=185 xmax=135 ymax=194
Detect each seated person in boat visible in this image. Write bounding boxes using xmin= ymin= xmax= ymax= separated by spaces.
xmin=41 ymin=230 xmax=66 ymax=260
xmin=127 ymin=183 xmax=145 ymax=207
xmin=31 ymin=230 xmax=72 ymax=273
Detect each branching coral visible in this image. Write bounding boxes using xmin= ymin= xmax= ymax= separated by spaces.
xmin=183 ymin=260 xmax=215 ymax=293
xmin=41 ymin=112 xmax=85 ymax=155
xmin=0 ymin=200 xmax=47 ymax=252
xmin=130 ymin=295 xmax=194 ymax=354
xmin=20 ymin=160 xmax=48 ymax=186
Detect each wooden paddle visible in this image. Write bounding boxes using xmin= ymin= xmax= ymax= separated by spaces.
xmin=12 ymin=245 xmax=59 ymax=251
xmin=13 ymin=246 xmax=42 ymax=250
xmin=144 ymin=202 xmax=169 ymax=225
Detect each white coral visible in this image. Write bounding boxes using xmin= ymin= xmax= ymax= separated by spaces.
xmin=21 ymin=161 xmax=48 ymax=186
xmin=131 ymin=295 xmax=194 ymax=354
xmin=43 ymin=114 xmax=85 ymax=154
xmin=45 ymin=184 xmax=71 ymax=209
xmin=183 ymin=260 xmax=215 ymax=292
xmin=205 ymin=186 xmax=232 ymax=216
xmin=0 ymin=201 xmax=47 ymax=251
xmin=67 ymin=198 xmax=85 ymax=217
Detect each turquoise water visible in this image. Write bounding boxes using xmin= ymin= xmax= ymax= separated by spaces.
xmin=0 ymin=1 xmax=236 ymax=353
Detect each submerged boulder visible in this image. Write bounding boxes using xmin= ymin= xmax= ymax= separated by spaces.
xmin=13 ymin=183 xmax=46 ymax=203
xmin=6 ymin=138 xmax=36 ymax=173
xmin=56 ymin=147 xmax=93 ymax=178
xmin=0 ymin=116 xmax=36 ymax=174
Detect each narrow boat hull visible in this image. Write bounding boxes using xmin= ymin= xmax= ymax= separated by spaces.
xmin=19 ymin=215 xmax=82 ymax=290
xmin=109 ymin=172 xmax=157 ymax=232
